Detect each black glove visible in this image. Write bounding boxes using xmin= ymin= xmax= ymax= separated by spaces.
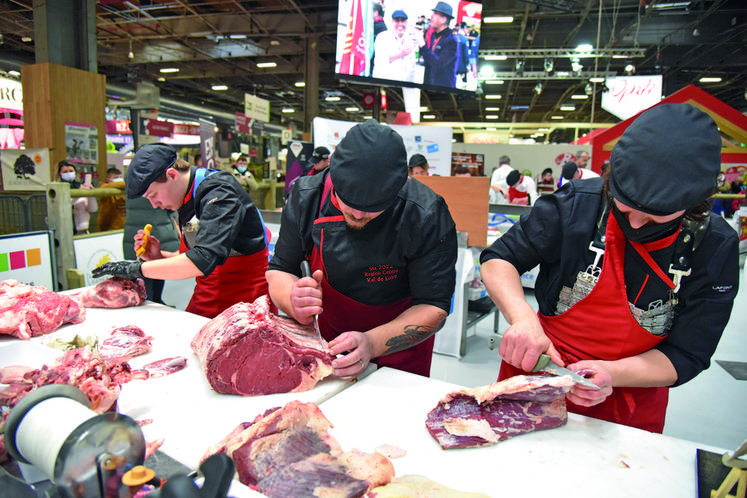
xmin=91 ymin=260 xmax=144 ymax=280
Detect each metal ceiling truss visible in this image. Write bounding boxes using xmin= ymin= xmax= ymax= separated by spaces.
xmin=480 ymin=48 xmax=648 ymax=59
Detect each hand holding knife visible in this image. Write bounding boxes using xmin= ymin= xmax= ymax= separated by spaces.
xmin=300 ymin=260 xmax=327 ymax=351
xmin=136 ymin=223 xmax=153 ymax=260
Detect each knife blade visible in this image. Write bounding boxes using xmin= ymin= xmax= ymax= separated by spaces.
xmin=300 ymin=260 xmax=327 ymax=351
xmin=497 ymin=333 xmax=600 ymax=390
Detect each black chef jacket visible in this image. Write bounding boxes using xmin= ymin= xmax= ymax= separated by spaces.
xmin=180 ymin=167 xmax=267 ymax=276
xmin=269 ymin=172 xmax=458 ymax=312
xmin=480 ymin=177 xmax=739 ymax=386
xmin=422 ymin=27 xmax=458 ymax=88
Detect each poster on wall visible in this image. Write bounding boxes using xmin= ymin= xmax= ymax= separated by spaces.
xmin=0 ymin=231 xmax=55 ymax=290
xmin=312 ymin=117 xmax=453 ymax=176
xmin=0 ymin=148 xmax=51 ymax=191
xmin=64 ymin=123 xmax=99 ymax=164
xmin=284 ymin=141 xmax=314 ymax=198
xmin=74 ymin=232 xmax=124 ymax=287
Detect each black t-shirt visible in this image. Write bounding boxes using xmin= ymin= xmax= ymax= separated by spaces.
xmin=269 ymin=172 xmax=458 ymax=312
xmin=480 ymin=177 xmax=739 ymax=386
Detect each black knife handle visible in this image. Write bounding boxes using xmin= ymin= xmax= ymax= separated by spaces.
xmin=300 ymin=260 xmax=312 ymax=278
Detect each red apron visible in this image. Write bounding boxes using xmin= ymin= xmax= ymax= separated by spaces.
xmin=307 ymin=177 xmax=434 ymax=377
xmin=499 ymin=214 xmax=675 ymax=433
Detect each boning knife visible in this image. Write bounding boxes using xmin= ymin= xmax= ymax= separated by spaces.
xmin=300 ymin=260 xmax=327 ymax=351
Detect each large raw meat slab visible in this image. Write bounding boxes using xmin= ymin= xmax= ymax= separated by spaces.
xmin=0 ymin=279 xmax=85 ymax=340
xmin=426 ymin=374 xmax=575 ymax=449
xmin=191 ymin=296 xmax=334 ymax=396
xmin=71 ymin=277 xmax=147 ymax=308
xmin=203 ymin=400 xmax=394 ymax=497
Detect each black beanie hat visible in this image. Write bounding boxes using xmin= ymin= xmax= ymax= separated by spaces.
xmin=330 ymin=120 xmax=408 ymax=212
xmin=126 ymin=143 xmax=178 ymax=199
xmin=561 ymin=161 xmax=578 ymax=180
xmin=609 ymin=103 xmax=721 ymax=216
xmin=506 ymin=169 xmax=521 ymax=187
xmin=408 ymin=153 xmax=428 ymax=168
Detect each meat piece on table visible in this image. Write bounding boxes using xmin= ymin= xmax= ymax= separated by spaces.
xmin=142 ymin=356 xmax=187 ymax=378
xmin=0 ymin=279 xmax=85 ymax=340
xmin=98 ymin=325 xmax=153 ymax=360
xmin=72 ymin=277 xmax=147 ymax=308
xmin=426 ymin=374 xmax=575 ymax=450
xmin=203 ymin=400 xmax=394 ymax=497
xmin=191 ymin=295 xmax=334 ymax=396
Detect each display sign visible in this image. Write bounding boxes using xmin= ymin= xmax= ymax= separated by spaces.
xmin=199 ymin=119 xmax=218 ymax=169
xmin=0 ymin=77 xmax=23 ymax=112
xmin=601 ymin=75 xmax=663 ymax=120
xmin=173 ymin=123 xmax=200 ymax=135
xmin=0 ymin=148 xmax=51 ymax=191
xmin=64 ymin=123 xmax=99 ymax=164
xmin=244 ymin=94 xmax=270 ymax=122
xmin=139 ymin=117 xmax=175 ymax=138
xmin=451 ymin=152 xmax=484 ymax=176
xmin=0 ymin=231 xmax=55 ymax=290
xmin=235 ymin=112 xmax=252 ymax=134
xmin=74 ymin=232 xmax=124 ymax=287
xmin=106 ymin=120 xmax=132 ymax=134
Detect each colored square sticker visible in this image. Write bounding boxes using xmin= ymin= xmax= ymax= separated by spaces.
xmin=10 ymin=251 xmax=26 ymax=270
xmin=26 ymin=248 xmax=42 ymax=267
xmin=426 ymin=143 xmax=439 ymax=154
xmin=0 ymin=253 xmax=8 ymax=272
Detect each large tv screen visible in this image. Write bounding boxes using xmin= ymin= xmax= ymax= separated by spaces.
xmin=335 ymin=0 xmax=482 ymax=95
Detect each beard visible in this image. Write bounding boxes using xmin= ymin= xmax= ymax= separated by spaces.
xmin=343 ymin=212 xmax=373 ymax=230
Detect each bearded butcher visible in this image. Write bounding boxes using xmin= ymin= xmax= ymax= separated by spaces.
xmin=480 ymin=103 xmax=738 ymax=433
xmin=267 ymin=119 xmax=457 ymax=378
xmin=92 ymin=143 xmax=270 ymax=319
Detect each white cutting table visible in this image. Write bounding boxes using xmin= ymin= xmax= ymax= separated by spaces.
xmin=0 ymin=301 xmax=729 ymax=497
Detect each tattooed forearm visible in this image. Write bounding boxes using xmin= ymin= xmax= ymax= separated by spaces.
xmin=382 ymin=312 xmax=448 ymax=355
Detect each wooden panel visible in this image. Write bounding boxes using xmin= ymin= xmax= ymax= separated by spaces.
xmin=21 ymin=63 xmax=107 ymax=181
xmin=415 ymin=176 xmax=489 ymax=247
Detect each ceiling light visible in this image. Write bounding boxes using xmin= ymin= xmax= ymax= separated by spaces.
xmin=484 ymin=55 xmax=508 ymax=61
xmin=485 ymin=79 xmax=504 ymax=85
xmin=612 ymin=55 xmax=628 ymax=59
xmin=282 ymin=108 xmax=294 ymax=113
xmin=560 ymin=105 xmax=575 ymax=111
xmin=423 ymin=114 xmax=436 ymax=119
xmin=486 ymin=127 xmax=497 ymax=131
xmin=486 ymin=115 xmax=499 ymax=119
xmin=230 ymin=34 xmax=247 ymax=39
xmin=575 ymin=44 xmax=593 ymax=54
xmin=699 ymin=77 xmax=722 ymax=83
xmin=551 ymin=116 xmax=564 ymax=119
xmin=419 ymin=106 xmax=429 ymax=111
xmin=157 ymin=77 xmax=165 ymax=82
xmin=345 ymin=107 xmax=359 ymax=112
xmin=485 ymin=107 xmax=500 ymax=111
xmin=325 ymin=96 xmax=341 ymax=102
xmin=484 ymin=17 xmax=514 ymax=23
xmin=589 ymin=77 xmax=605 ymax=83
xmin=160 ymin=67 xmax=179 ymax=73
xmin=624 ymin=63 xmax=636 ymax=75
xmin=544 ymin=58 xmax=554 ymax=73
xmin=572 ymin=94 xmax=589 ymax=99
xmin=257 ymin=62 xmax=277 ymax=68
xmin=270 ymin=40 xmax=281 ymax=46
xmin=485 ymin=94 xmax=502 ymax=99
xmin=294 ymin=81 xmax=306 ymax=87
xmin=22 ymin=36 xmax=33 ymax=42
xmin=8 ymin=70 xmax=20 ymax=77
xmin=211 ymin=84 xmax=228 ymax=91
xmin=515 ymin=59 xmax=525 ymax=75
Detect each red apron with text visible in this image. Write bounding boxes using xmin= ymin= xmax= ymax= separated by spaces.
xmin=180 ymin=237 xmax=270 ymax=319
xmin=498 ymin=214 xmax=672 ymax=433
xmin=306 ymin=177 xmax=434 ymax=377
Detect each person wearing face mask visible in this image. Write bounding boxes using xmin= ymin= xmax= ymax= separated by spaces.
xmin=224 ymin=153 xmax=259 ymax=192
xmin=479 ymin=104 xmax=738 ymax=433
xmin=57 ymin=159 xmax=98 ymax=235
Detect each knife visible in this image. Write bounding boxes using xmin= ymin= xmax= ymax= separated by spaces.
xmin=497 ymin=333 xmax=600 ymax=390
xmin=135 ymin=224 xmax=153 ymax=260
xmin=300 ymin=260 xmax=327 ymax=351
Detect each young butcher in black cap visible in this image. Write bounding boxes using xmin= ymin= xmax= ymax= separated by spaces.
xmin=92 ymin=142 xmax=271 ymax=318
xmin=267 ymin=119 xmax=457 ymax=378
xmin=480 ymin=103 xmax=738 ymax=433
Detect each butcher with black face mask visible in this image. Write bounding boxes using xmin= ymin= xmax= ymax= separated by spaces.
xmin=480 ymin=103 xmax=739 ymax=433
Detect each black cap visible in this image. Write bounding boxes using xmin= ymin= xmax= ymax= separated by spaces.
xmin=330 ymin=120 xmax=407 ymax=212
xmin=609 ymin=103 xmax=721 ymax=216
xmin=562 ymin=161 xmax=578 ymax=180
xmin=311 ymin=146 xmax=330 ymax=164
xmin=125 ymin=143 xmax=178 ymax=199
xmin=392 ymin=9 xmax=408 ymax=20
xmin=432 ymin=1 xmax=453 ymax=18
xmin=408 ymin=153 xmax=428 ymax=168
xmin=506 ymin=170 xmax=521 ymax=187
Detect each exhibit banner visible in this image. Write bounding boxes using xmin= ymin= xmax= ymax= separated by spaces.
xmin=602 ymin=75 xmax=663 ymax=120
xmin=0 ymin=231 xmax=55 ymax=290
xmin=0 ymin=148 xmax=51 ymax=191
xmin=199 ymin=119 xmax=218 ymax=169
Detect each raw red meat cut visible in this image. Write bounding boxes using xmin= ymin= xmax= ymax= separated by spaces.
xmin=203 ymin=400 xmax=394 ymax=497
xmin=0 ymin=279 xmax=85 ymax=340
xmin=72 ymin=277 xmax=147 ymax=308
xmin=426 ymin=374 xmax=575 ymax=450
xmin=191 ymin=296 xmax=334 ymax=396
xmin=99 ymin=325 xmax=153 ymax=359
xmin=142 ymin=356 xmax=187 ymax=378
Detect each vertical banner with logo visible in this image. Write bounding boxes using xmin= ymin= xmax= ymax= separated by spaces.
xmin=199 ymin=119 xmax=217 ymax=169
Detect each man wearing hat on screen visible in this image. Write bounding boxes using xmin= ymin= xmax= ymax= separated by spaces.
xmin=480 ymin=103 xmax=738 ymax=433
xmin=267 ymin=120 xmax=457 ymax=378
xmin=373 ymin=9 xmax=418 ymax=83
xmin=92 ymin=142 xmax=271 ymax=319
xmin=307 ymin=146 xmax=331 ymax=175
xmin=418 ymin=1 xmax=459 ymax=88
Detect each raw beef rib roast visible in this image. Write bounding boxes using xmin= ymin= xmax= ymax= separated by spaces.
xmin=0 ymin=279 xmax=85 ymax=340
xmin=426 ymin=374 xmax=575 ymax=449
xmin=191 ymin=296 xmax=334 ymax=396
xmin=72 ymin=277 xmax=147 ymax=308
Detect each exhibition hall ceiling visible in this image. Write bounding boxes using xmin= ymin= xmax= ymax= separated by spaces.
xmin=0 ymin=0 xmax=745 ymax=141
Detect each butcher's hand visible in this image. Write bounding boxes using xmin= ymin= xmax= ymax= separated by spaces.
xmin=328 ymin=332 xmax=372 ymax=377
xmin=290 ymin=269 xmax=323 ymax=325
xmin=500 ymin=317 xmax=563 ymax=372
xmin=134 ymin=230 xmax=161 ymax=261
xmin=566 ymin=360 xmax=613 ymax=407
xmin=92 ymin=260 xmax=143 ymax=280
